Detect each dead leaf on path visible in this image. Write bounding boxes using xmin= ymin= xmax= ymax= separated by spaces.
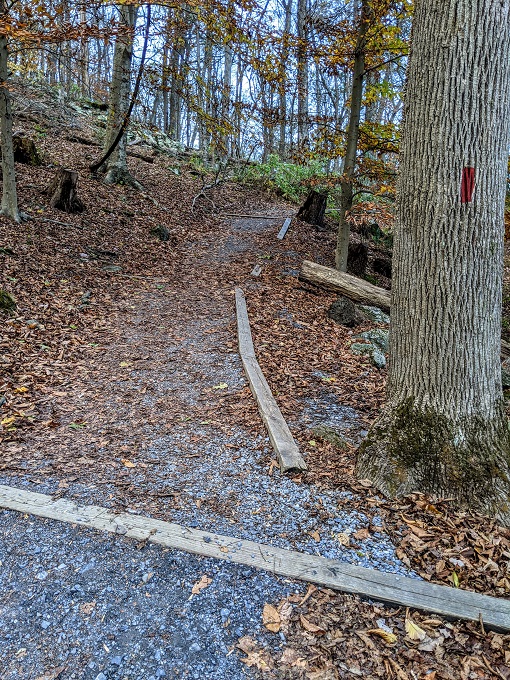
xmin=79 ymin=601 xmax=96 ymax=616
xmin=121 ymin=458 xmax=136 ymax=468
xmin=279 ymin=647 xmax=307 ymax=667
xmin=308 ymin=529 xmax=320 ymax=542
xmin=220 ymin=546 xmax=229 ymax=553
xmin=335 ymin=531 xmax=351 ymax=547
xmin=299 ymin=614 xmax=326 ymax=635
xmin=237 ymin=636 xmax=256 ymax=654
xmin=353 ymin=528 xmax=370 ymax=541
xmin=263 ymin=603 xmax=281 ymax=632
xmin=366 ymin=628 xmax=398 ymax=645
xmin=240 ymin=651 xmax=271 ymax=671
xmin=405 ymin=615 xmax=427 ymax=641
xmin=191 ymin=574 xmax=212 ymax=595
xmin=35 ymin=666 xmax=66 ymax=680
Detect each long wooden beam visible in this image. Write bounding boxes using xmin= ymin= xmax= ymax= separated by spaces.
xmin=235 ymin=287 xmax=307 ymax=472
xmin=0 ymin=484 xmax=509 ymax=631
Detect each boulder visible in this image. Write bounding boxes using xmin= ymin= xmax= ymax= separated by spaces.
xmin=358 ymin=328 xmax=389 ymax=352
xmin=359 ymin=305 xmax=390 ymax=324
xmin=328 ymin=296 xmax=365 ymax=327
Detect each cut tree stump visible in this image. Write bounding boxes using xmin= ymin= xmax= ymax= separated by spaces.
xmin=297 ymin=190 xmax=327 ymax=227
xmin=300 ymin=260 xmax=391 ymax=312
xmin=235 ymin=288 xmax=307 ymax=472
xmin=12 ymin=134 xmax=42 ymax=166
xmin=347 ymin=242 xmax=369 ymax=277
xmin=47 ymin=168 xmax=84 ymax=213
xmin=1 ymin=483 xmax=509 ymax=631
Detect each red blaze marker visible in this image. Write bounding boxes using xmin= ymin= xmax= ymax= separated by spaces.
xmin=460 ymin=166 xmax=475 ymax=203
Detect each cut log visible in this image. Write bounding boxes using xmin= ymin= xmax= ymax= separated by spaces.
xmin=47 ymin=168 xmax=84 ymax=214
xmin=297 ymin=190 xmax=327 ymax=227
xmin=300 ymin=260 xmax=391 ymax=312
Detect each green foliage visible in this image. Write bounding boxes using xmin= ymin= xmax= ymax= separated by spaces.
xmin=0 ymin=290 xmax=16 ymax=313
xmin=240 ymin=154 xmax=330 ymax=203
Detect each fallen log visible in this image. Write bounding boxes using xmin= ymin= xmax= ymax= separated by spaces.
xmin=300 ymin=260 xmax=391 ymax=312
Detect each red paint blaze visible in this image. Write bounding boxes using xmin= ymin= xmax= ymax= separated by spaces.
xmin=460 ymin=166 xmax=475 ymax=203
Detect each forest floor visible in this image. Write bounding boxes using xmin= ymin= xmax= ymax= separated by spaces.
xmin=0 ymin=93 xmax=509 ymax=679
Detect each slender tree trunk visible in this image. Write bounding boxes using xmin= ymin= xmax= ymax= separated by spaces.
xmin=356 ymin=0 xmax=510 ymax=522
xmin=296 ymin=0 xmax=308 ymax=150
xmin=335 ymin=0 xmax=369 ymax=271
xmin=279 ymin=0 xmax=292 ymax=159
xmin=103 ymin=4 xmax=138 ymax=185
xmin=0 ymin=1 xmax=19 ymax=223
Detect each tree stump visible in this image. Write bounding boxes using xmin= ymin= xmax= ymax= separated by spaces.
xmin=347 ymin=242 xmax=369 ymax=277
xmin=47 ymin=168 xmax=84 ymax=213
xmin=297 ymin=190 xmax=327 ymax=227
xmin=12 ymin=134 xmax=41 ymax=166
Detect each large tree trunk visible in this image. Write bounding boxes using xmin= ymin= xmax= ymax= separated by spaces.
xmin=357 ymin=0 xmax=510 ymax=522
xmin=103 ymin=5 xmax=138 ymax=185
xmin=0 ymin=0 xmax=19 ymax=223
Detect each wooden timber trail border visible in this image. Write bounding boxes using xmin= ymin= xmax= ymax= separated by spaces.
xmin=235 ymin=287 xmax=307 ymax=472
xmin=1 ymin=483 xmax=509 ymax=631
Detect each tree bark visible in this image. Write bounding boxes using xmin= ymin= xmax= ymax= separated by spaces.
xmin=0 ymin=0 xmax=19 ymax=223
xmin=297 ymin=190 xmax=327 ymax=227
xmin=335 ymin=0 xmax=370 ymax=271
xmin=47 ymin=169 xmax=84 ymax=214
xmin=299 ymin=260 xmax=390 ymax=311
xmin=356 ymin=0 xmax=510 ymax=522
xmin=102 ymin=5 xmax=138 ymax=185
xmin=296 ymin=0 xmax=309 ymax=150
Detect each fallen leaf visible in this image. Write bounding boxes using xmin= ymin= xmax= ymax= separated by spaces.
xmin=308 ymin=530 xmax=320 ymax=542
xmin=366 ymin=628 xmax=398 ymax=645
xmin=335 ymin=532 xmax=351 ymax=547
xmin=299 ymin=614 xmax=326 ymax=635
xmin=191 ymin=574 xmax=212 ymax=595
xmin=79 ymin=601 xmax=96 ymax=615
xmin=212 ymin=382 xmax=228 ymax=390
xmin=263 ymin=603 xmax=281 ymax=632
xmin=353 ymin=528 xmax=370 ymax=541
xmin=405 ymin=616 xmax=427 ymax=641
xmin=35 ymin=667 xmax=66 ymax=680
xmin=121 ymin=458 xmax=136 ymax=468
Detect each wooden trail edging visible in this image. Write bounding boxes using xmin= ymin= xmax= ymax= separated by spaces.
xmin=277 ymin=217 xmax=292 ymax=240
xmin=1 ymin=484 xmax=509 ymax=631
xmin=235 ymin=287 xmax=307 ymax=472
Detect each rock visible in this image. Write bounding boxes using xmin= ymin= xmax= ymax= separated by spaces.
xmin=328 ymin=296 xmax=365 ymax=327
xmin=371 ymin=348 xmax=387 ymax=369
xmin=358 ymin=329 xmax=389 ymax=352
xmin=502 ymin=359 xmax=510 ymax=389
xmin=359 ymin=305 xmax=390 ymax=324
xmin=350 ymin=341 xmax=387 ymax=369
xmin=151 ymin=225 xmax=172 ymax=242
xmin=0 ymin=289 xmax=16 ymax=312
xmin=311 ymin=425 xmax=348 ymax=449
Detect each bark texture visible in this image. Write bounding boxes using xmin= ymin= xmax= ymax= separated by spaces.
xmin=103 ymin=5 xmax=138 ymax=185
xmin=357 ymin=0 xmax=510 ymax=521
xmin=0 ymin=2 xmax=19 ymax=223
xmin=47 ymin=169 xmax=84 ymax=213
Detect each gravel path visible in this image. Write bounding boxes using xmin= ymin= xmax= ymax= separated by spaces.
xmin=0 ymin=509 xmax=299 ymax=680
xmin=0 ymin=212 xmax=414 ymax=678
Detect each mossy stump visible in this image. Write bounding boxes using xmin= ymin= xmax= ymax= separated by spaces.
xmin=0 ymin=289 xmax=16 ymax=313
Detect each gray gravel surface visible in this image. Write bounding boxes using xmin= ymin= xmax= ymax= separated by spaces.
xmin=0 ymin=509 xmax=301 ymax=680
